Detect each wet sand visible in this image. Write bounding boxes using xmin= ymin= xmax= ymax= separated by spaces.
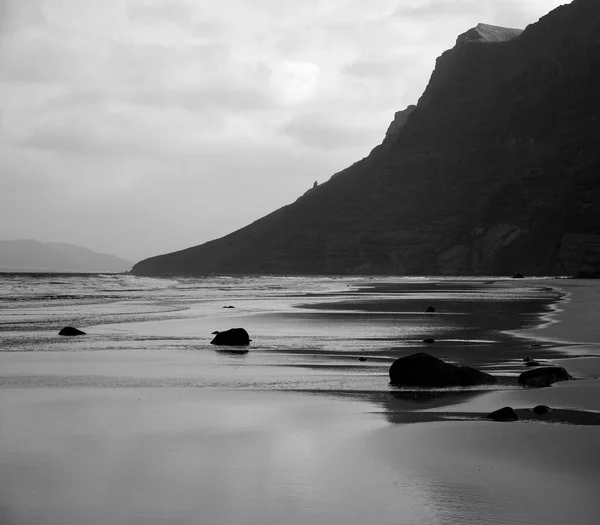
xmin=1 ymin=278 xmax=599 ymax=524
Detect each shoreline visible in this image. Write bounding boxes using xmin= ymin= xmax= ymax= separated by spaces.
xmin=514 ymin=278 xmax=600 ymax=347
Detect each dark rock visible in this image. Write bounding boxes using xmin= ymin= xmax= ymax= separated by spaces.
xmin=532 ymin=405 xmax=552 ymax=415
xmin=425 ymin=306 xmax=436 ymax=313
xmin=512 ymin=273 xmax=524 ymax=279
xmin=383 ymin=105 xmax=417 ymax=144
xmin=518 ymin=366 xmax=573 ymax=388
xmin=456 ymin=23 xmax=523 ymax=45
xmin=389 ymin=353 xmax=496 ymax=387
xmin=222 ymin=306 xmax=235 ymax=308
xmin=58 ymin=326 xmax=86 ymax=336
xmin=423 ymin=338 xmax=435 ymax=344
xmin=523 ymin=356 xmax=533 ymax=362
xmin=210 ymin=328 xmax=251 ymax=346
xmin=358 ymin=356 xmax=368 ymax=362
xmin=486 ymin=406 xmax=519 ymax=422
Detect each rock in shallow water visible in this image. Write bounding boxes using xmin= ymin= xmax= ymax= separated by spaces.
xmin=486 ymin=406 xmax=519 ymax=422
xmin=210 ymin=328 xmax=251 ymax=346
xmin=58 ymin=326 xmax=86 ymax=336
xmin=389 ymin=353 xmax=496 ymax=387
xmin=518 ymin=366 xmax=573 ymax=388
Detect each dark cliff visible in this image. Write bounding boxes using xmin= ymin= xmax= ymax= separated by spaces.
xmin=133 ymin=0 xmax=600 ymax=276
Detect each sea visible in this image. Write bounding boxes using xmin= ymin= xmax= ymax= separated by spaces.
xmin=0 ymin=273 xmax=571 ymax=525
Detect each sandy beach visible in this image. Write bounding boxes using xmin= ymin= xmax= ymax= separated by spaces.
xmin=1 ymin=276 xmax=599 ymax=525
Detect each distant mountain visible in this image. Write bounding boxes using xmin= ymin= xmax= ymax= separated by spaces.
xmin=133 ymin=0 xmax=600 ymax=277
xmin=0 ymin=240 xmax=133 ymax=273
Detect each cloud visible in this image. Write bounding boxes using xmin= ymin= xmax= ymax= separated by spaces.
xmin=129 ymin=85 xmax=273 ymax=112
xmin=341 ymin=55 xmax=416 ymax=81
xmin=20 ymin=115 xmax=163 ymax=158
xmin=269 ymin=61 xmax=321 ymax=105
xmin=393 ymin=0 xmax=481 ymax=19
xmin=129 ymin=0 xmax=195 ymax=28
xmin=282 ymin=113 xmax=374 ymax=150
xmin=393 ymin=0 xmax=566 ymax=27
xmin=129 ymin=0 xmax=225 ymax=37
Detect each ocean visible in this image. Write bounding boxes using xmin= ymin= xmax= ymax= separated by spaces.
xmin=2 ymin=273 xmax=581 ymax=525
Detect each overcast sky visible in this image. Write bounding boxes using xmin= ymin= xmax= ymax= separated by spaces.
xmin=0 ymin=0 xmax=567 ymax=262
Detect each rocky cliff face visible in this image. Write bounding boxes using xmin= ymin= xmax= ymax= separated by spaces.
xmin=383 ymin=105 xmax=417 ymax=144
xmin=133 ymin=0 xmax=600 ymax=277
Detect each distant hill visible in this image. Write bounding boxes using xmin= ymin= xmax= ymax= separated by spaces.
xmin=0 ymin=240 xmax=133 ymax=273
xmin=133 ymin=0 xmax=600 ymax=277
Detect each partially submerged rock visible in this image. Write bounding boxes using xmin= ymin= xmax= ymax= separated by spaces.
xmin=486 ymin=406 xmax=519 ymax=422
xmin=210 ymin=328 xmax=251 ymax=346
xmin=425 ymin=306 xmax=436 ymax=313
xmin=532 ymin=405 xmax=552 ymax=415
xmin=58 ymin=326 xmax=86 ymax=336
xmin=389 ymin=353 xmax=496 ymax=387
xmin=423 ymin=338 xmax=435 ymax=344
xmin=358 ymin=356 xmax=368 ymax=362
xmin=518 ymin=366 xmax=573 ymax=388
xmin=525 ymin=360 xmax=542 ymax=367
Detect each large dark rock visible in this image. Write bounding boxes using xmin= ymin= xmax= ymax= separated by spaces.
xmin=486 ymin=406 xmax=519 ymax=422
xmin=389 ymin=353 xmax=496 ymax=387
xmin=58 ymin=326 xmax=86 ymax=336
xmin=210 ymin=328 xmax=251 ymax=346
xmin=131 ymin=0 xmax=600 ymax=277
xmin=518 ymin=366 xmax=573 ymax=388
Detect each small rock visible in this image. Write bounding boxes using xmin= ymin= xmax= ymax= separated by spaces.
xmin=222 ymin=306 xmax=235 ymax=309
xmin=358 ymin=357 xmax=368 ymax=362
xmin=486 ymin=406 xmax=519 ymax=422
xmin=425 ymin=306 xmax=436 ymax=313
xmin=525 ymin=360 xmax=542 ymax=367
xmin=58 ymin=326 xmax=86 ymax=336
xmin=512 ymin=273 xmax=524 ymax=279
xmin=532 ymin=405 xmax=551 ymax=415
xmin=523 ymin=356 xmax=533 ymax=362
xmin=423 ymin=338 xmax=435 ymax=344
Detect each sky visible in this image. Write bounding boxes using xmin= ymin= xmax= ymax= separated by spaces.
xmin=0 ymin=0 xmax=568 ymax=262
